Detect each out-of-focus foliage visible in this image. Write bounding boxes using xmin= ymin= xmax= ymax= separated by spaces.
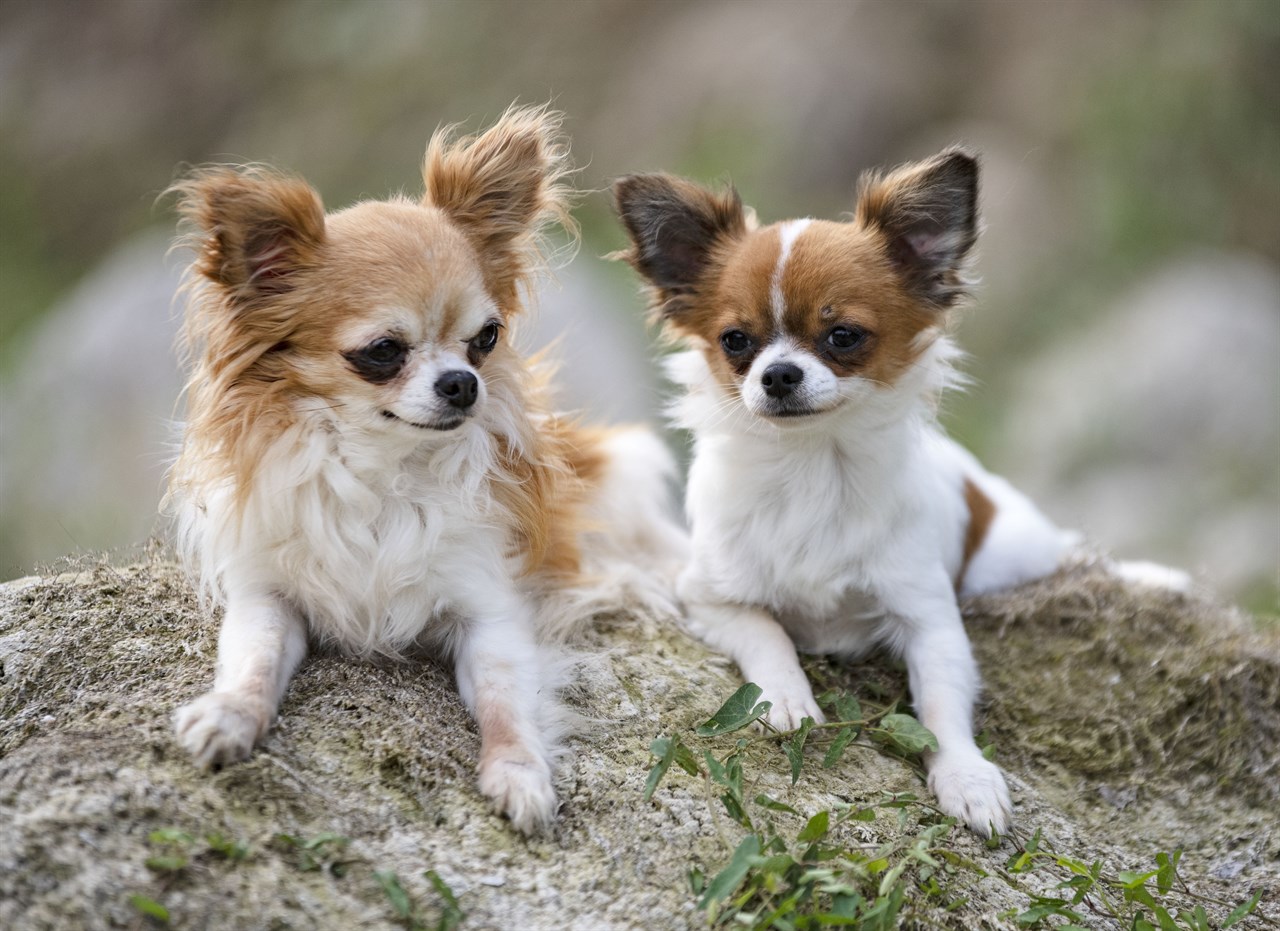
xmin=0 ymin=0 xmax=1276 ymax=612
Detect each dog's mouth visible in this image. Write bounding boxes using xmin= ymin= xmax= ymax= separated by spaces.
xmin=755 ymin=399 xmax=844 ymax=422
xmin=381 ymin=410 xmax=467 ymax=432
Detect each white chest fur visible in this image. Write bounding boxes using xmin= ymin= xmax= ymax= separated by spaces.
xmin=681 ymin=411 xmax=972 ymax=656
xmin=184 ymin=418 xmax=514 ymax=658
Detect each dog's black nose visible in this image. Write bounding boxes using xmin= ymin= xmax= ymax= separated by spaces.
xmin=761 ymin=362 xmax=804 ymax=399
xmin=435 ymin=370 xmax=479 ymax=409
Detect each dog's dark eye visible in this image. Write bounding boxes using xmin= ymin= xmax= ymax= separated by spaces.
xmin=471 ymin=322 xmax=500 ymax=353
xmin=344 ymin=337 xmax=409 ymax=384
xmin=467 ymin=321 xmax=502 ymax=366
xmin=365 ymin=338 xmax=407 ymax=364
xmin=826 ymin=326 xmax=869 ymax=351
xmin=721 ymin=330 xmax=753 ymax=355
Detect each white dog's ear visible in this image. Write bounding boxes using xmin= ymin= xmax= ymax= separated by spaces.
xmin=171 ymin=167 xmax=326 ymax=305
xmin=856 ymin=148 xmax=979 ymax=308
xmin=422 ymin=104 xmax=573 ymax=312
xmin=612 ymin=173 xmax=747 ymax=322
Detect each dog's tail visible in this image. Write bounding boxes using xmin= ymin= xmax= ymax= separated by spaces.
xmin=535 ymin=425 xmax=689 ymax=640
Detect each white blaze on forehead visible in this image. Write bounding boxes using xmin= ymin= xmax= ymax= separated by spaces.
xmin=770 ymin=219 xmax=812 ymax=324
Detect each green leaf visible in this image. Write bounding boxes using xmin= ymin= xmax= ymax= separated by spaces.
xmin=697 ymin=834 xmax=762 ymax=910
xmin=830 ymin=892 xmax=862 ymax=917
xmin=1119 ymin=869 xmax=1158 ymax=889
xmin=1186 ymin=905 xmax=1211 ymax=931
xmin=128 ymin=894 xmax=170 ymax=923
xmin=720 ymin=791 xmax=752 ymax=828
xmin=823 ymin=727 xmax=856 ymax=769
xmin=1223 ymin=890 xmax=1263 ymax=928
xmin=873 ymin=714 xmax=939 ymax=754
xmin=695 ymin=683 xmax=772 ymax=736
xmin=673 ymin=740 xmax=701 ymax=777
xmin=819 ymin=690 xmax=862 ymax=724
xmin=687 ymin=866 xmax=705 ymax=895
xmin=797 ymin=810 xmax=830 ymax=845
xmin=754 ymin=794 xmax=801 ymax=816
xmin=375 ymin=870 xmax=413 ymax=920
xmin=205 ymin=832 xmax=250 ymax=861
xmin=877 ymin=860 xmax=908 ymax=899
xmin=644 ymin=736 xmax=678 ymax=801
xmin=425 ymin=869 xmax=464 ymax=931
xmin=147 ymin=828 xmax=194 ymax=846
xmin=1126 ymin=884 xmax=1159 ymax=910
xmin=860 ymin=881 xmax=905 ymax=931
xmin=144 ymin=855 xmax=188 ymax=872
xmin=783 ymin=717 xmax=815 ymax=784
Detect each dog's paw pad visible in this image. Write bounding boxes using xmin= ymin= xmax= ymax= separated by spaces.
xmin=478 ymin=755 xmax=557 ymax=835
xmin=174 ymin=691 xmax=265 ymax=769
xmin=928 ymin=753 xmax=1012 ymax=837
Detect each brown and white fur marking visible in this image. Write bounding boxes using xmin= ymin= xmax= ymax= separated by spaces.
xmin=613 ymin=149 xmax=1186 ymax=836
xmin=168 ymin=106 xmax=684 ymax=834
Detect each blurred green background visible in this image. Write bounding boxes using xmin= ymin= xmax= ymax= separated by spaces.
xmin=1 ymin=0 xmax=1276 ymax=615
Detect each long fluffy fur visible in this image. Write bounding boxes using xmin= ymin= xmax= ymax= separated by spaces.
xmin=167 ymin=106 xmax=685 ymax=835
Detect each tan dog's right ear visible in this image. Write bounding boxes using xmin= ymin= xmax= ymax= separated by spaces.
xmin=170 ymin=167 xmax=326 ymax=305
xmin=422 ymin=104 xmax=573 ymax=314
xmin=611 ymin=173 xmax=746 ymax=322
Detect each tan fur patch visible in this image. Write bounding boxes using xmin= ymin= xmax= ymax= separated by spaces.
xmin=958 ymin=478 xmax=997 ymax=588
xmin=693 ymin=228 xmax=783 ymax=391
xmin=779 ymin=221 xmax=937 ymax=386
xmin=492 ymin=407 xmax=612 ymax=581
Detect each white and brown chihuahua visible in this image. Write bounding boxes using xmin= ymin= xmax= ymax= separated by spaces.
xmin=613 ymin=150 xmax=1186 ymax=836
xmin=168 ymin=106 xmax=683 ymax=834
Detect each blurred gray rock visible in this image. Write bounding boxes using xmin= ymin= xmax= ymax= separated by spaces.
xmin=991 ymin=251 xmax=1280 ymax=600
xmin=0 ymin=231 xmax=183 ymax=578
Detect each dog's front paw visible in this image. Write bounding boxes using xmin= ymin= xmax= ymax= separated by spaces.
xmin=174 ymin=691 xmax=267 ymax=769
xmin=478 ymin=752 xmax=557 ymax=835
xmin=763 ymin=687 xmax=826 ymax=732
xmin=927 ymin=752 xmax=1012 ymax=837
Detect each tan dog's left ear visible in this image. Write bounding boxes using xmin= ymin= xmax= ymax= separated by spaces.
xmin=422 ymin=104 xmax=574 ymax=312
xmin=855 ymin=148 xmax=979 ymax=309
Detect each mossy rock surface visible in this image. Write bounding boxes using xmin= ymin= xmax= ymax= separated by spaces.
xmin=1 ymin=559 xmax=1275 ymax=929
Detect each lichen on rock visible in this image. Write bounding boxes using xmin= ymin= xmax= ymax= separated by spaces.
xmin=1 ymin=557 xmax=1275 ymax=929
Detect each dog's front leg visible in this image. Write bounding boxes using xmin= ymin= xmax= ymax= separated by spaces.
xmin=451 ymin=587 xmax=557 ymax=835
xmin=680 ymin=576 xmax=823 ymax=730
xmin=175 ymin=590 xmax=307 ymax=768
xmin=881 ymin=574 xmax=1011 ymax=836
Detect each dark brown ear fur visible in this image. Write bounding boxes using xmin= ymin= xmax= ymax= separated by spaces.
xmin=611 ymin=173 xmax=746 ymax=322
xmin=171 ymin=167 xmax=326 ymax=306
xmin=422 ymin=104 xmax=573 ymax=313
xmin=855 ymin=148 xmax=979 ymax=308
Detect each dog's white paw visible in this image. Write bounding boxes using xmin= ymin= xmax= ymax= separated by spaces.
xmin=763 ymin=686 xmax=826 ymax=732
xmin=927 ymin=752 xmax=1012 ymax=837
xmin=174 ymin=691 xmax=267 ymax=769
xmin=478 ymin=753 xmax=557 ymax=835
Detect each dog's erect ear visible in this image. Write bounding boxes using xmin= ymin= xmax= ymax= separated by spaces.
xmin=612 ymin=173 xmax=747 ymax=320
xmin=172 ymin=167 xmax=326 ymax=304
xmin=855 ymin=148 xmax=979 ymax=308
xmin=423 ymin=104 xmax=573 ymax=311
